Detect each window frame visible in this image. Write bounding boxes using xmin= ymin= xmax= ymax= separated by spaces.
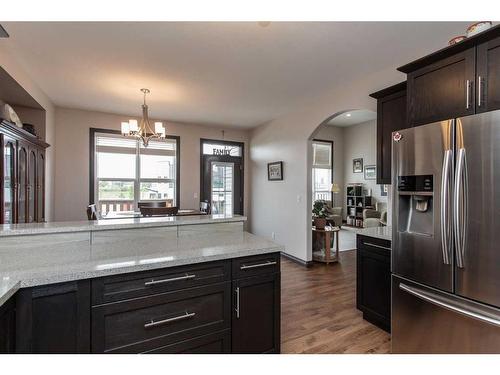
xmin=311 ymin=139 xmax=334 ymax=203
xmin=89 ymin=128 xmax=180 ymax=210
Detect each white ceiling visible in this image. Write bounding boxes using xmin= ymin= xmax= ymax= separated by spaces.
xmin=326 ymin=109 xmax=376 ymax=127
xmin=1 ymin=22 xmax=471 ymax=128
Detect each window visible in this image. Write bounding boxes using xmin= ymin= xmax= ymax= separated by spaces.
xmin=93 ymin=131 xmax=179 ymax=215
xmin=312 ymin=140 xmax=333 ymax=203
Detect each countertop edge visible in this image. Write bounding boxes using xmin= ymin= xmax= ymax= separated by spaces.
xmin=0 ymin=244 xmax=284 ymax=308
xmin=0 ymin=215 xmax=247 ymax=238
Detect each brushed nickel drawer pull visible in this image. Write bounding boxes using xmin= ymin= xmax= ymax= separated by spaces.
xmin=144 ymin=273 xmax=196 ymax=286
xmin=362 ymin=242 xmax=391 ymax=251
xmin=144 ymin=311 xmax=196 ymax=329
xmin=240 ymin=260 xmax=277 ymax=270
xmin=235 ymin=287 xmax=240 ymax=319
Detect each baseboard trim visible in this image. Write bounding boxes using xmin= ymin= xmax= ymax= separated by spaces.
xmin=280 ymin=252 xmax=314 ymax=267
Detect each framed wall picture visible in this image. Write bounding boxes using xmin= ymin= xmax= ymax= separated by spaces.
xmin=364 ymin=165 xmax=376 ymax=180
xmin=353 ymin=158 xmax=363 ymax=173
xmin=380 ymin=184 xmax=388 ymax=196
xmin=268 ymin=161 xmax=283 ymax=181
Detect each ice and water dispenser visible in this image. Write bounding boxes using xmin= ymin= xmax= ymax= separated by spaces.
xmin=397 ymin=175 xmax=434 ymax=236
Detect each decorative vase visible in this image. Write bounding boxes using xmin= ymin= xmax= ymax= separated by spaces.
xmin=314 ymin=218 xmax=327 ymax=230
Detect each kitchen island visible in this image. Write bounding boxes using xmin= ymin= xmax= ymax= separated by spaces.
xmin=0 ymin=215 xmax=283 ymax=354
xmin=356 ymin=226 xmax=392 ymax=332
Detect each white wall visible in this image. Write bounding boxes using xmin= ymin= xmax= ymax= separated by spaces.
xmin=0 ymin=45 xmax=56 ymax=221
xmin=54 ymin=107 xmax=250 ymax=222
xmin=249 ymin=66 xmax=404 ymax=262
xmin=343 ymin=119 xmax=387 ymax=217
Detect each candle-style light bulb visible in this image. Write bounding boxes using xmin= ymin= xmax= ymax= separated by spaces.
xmin=121 ymin=122 xmax=130 ymax=135
xmin=129 ymin=119 xmax=138 ymax=132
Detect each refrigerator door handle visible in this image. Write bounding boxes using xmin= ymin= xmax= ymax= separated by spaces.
xmin=399 ymin=283 xmax=500 ymax=328
xmin=440 ymin=149 xmax=453 ymax=265
xmin=453 ymin=148 xmax=467 ymax=268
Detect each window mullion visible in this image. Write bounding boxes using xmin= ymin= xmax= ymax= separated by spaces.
xmin=135 ymin=141 xmax=140 ymax=209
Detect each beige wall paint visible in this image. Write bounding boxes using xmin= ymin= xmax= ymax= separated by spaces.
xmin=54 ymin=107 xmax=250 ymax=222
xmin=249 ymin=66 xmax=404 ymax=262
xmin=0 ymin=45 xmax=56 ymax=221
xmin=343 ymin=119 xmax=387 ymax=218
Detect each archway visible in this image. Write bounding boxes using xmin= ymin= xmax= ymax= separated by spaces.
xmin=306 ymin=109 xmax=378 ymax=261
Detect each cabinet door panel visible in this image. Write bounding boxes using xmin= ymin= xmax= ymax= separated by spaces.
xmin=232 ymin=273 xmax=280 ymax=353
xmin=477 ymin=36 xmax=500 ymax=113
xmin=408 ymin=49 xmax=475 ymax=126
xmin=0 ymin=298 xmax=15 ymax=353
xmin=16 ymin=281 xmax=91 ymax=353
xmin=37 ymin=151 xmax=45 ymax=222
xmin=356 ymin=235 xmax=391 ymax=332
xmin=28 ymin=150 xmax=37 ymax=223
xmin=2 ymin=138 xmax=17 ymax=224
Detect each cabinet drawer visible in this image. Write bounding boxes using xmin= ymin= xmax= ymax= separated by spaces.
xmin=92 ymin=260 xmax=230 ymax=305
xmin=142 ymin=330 xmax=231 ymax=354
xmin=357 ymin=235 xmax=391 ymax=254
xmin=92 ymin=282 xmax=231 ymax=353
xmin=232 ymin=253 xmax=280 ymax=279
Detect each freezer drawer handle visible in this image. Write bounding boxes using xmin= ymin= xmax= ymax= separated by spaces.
xmin=399 ymin=283 xmax=500 ymax=328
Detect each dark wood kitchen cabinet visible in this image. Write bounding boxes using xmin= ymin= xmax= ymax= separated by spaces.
xmin=1 ymin=120 xmax=49 ymax=225
xmin=9 ymin=254 xmax=281 ymax=354
xmin=0 ymin=297 xmax=16 ymax=353
xmin=370 ymin=82 xmax=408 ymax=184
xmin=231 ymin=253 xmax=281 ymax=353
xmin=477 ymin=36 xmax=500 ymax=113
xmin=356 ymin=235 xmax=391 ymax=332
xmin=406 ymin=49 xmax=476 ymax=126
xmin=15 ymin=280 xmax=91 ymax=353
xmin=398 ymin=26 xmax=500 ymax=126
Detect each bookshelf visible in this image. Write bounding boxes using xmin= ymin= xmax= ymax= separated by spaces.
xmin=345 ymin=183 xmax=373 ymax=227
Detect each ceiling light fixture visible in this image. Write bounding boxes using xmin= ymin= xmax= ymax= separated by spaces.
xmin=345 ymin=113 xmax=352 ymax=117
xmin=121 ymin=88 xmax=166 ymax=147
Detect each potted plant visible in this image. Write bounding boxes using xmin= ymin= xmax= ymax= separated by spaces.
xmin=312 ymin=200 xmax=328 ymax=230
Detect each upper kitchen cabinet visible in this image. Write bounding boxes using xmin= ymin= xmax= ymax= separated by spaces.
xmin=369 ymin=82 xmax=408 ymax=185
xmin=398 ymin=25 xmax=500 ymax=126
xmin=406 ymin=49 xmax=476 ymax=126
xmin=476 ymin=36 xmax=500 ymax=112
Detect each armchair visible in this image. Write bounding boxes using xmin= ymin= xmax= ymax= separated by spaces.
xmin=324 ymin=200 xmax=342 ymax=227
xmin=363 ymin=202 xmax=387 ymax=228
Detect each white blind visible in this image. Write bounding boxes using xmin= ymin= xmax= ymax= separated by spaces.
xmin=95 ymin=133 xmax=176 ymax=156
xmin=140 ymin=138 xmax=177 ymax=156
xmin=312 ymin=142 xmax=332 ymax=169
xmin=96 ymin=133 xmax=137 ymax=154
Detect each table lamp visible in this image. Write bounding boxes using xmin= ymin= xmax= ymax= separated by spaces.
xmin=331 ymin=183 xmax=340 ymax=207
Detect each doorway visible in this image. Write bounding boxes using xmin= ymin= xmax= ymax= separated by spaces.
xmin=200 ymin=139 xmax=244 ymax=215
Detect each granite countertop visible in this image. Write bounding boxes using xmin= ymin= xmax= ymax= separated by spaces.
xmin=0 ymin=231 xmax=282 ymax=308
xmin=357 ymin=226 xmax=392 ymax=242
xmin=0 ymin=214 xmax=246 ymax=237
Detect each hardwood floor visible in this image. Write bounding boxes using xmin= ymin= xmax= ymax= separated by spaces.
xmin=281 ymin=250 xmax=391 ymax=353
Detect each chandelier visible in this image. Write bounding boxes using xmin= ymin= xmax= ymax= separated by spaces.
xmin=121 ymin=88 xmax=166 ymax=147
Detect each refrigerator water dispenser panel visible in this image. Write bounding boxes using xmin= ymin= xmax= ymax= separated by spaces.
xmin=397 ymin=175 xmax=434 ymax=236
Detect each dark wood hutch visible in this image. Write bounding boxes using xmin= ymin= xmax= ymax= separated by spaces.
xmin=0 ymin=66 xmax=50 ymax=224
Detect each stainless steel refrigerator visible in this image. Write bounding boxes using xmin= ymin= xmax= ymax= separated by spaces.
xmin=391 ymin=109 xmax=500 ymax=353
